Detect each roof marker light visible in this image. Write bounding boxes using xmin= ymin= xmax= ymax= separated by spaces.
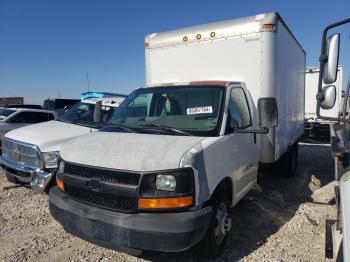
xmin=210 ymin=31 xmax=216 ymax=38
xmin=262 ymin=23 xmax=275 ymax=31
xmin=196 ymin=34 xmax=201 ymax=40
xmin=183 ymin=36 xmax=188 ymax=42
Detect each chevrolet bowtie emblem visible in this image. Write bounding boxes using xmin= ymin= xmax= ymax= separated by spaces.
xmin=87 ymin=179 xmax=103 ymax=192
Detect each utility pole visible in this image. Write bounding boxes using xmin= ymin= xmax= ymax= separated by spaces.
xmin=86 ymin=72 xmax=90 ymax=92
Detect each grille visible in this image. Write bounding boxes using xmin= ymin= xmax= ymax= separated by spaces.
xmin=2 ymin=139 xmax=41 ymax=168
xmin=64 ymin=163 xmax=140 ymax=185
xmin=65 ymin=185 xmax=137 ymax=212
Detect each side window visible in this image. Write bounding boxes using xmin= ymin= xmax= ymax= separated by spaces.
xmin=9 ymin=112 xmax=36 ymax=123
xmin=124 ymin=93 xmax=150 ymax=117
xmin=34 ymin=112 xmax=54 ymax=123
xmin=228 ymin=88 xmax=251 ymax=129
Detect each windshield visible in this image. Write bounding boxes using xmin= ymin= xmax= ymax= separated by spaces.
xmin=106 ymin=85 xmax=225 ymax=136
xmin=57 ymin=102 xmax=116 ymax=128
xmin=0 ymin=108 xmax=16 ymax=117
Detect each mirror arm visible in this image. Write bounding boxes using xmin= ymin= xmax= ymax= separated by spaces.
xmin=235 ymin=127 xmax=269 ymax=134
xmin=341 ymin=78 xmax=350 ymax=123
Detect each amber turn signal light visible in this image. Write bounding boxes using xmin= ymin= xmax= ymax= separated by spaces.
xmin=334 ymin=151 xmax=344 ymax=157
xmin=138 ymin=196 xmax=193 ymax=209
xmin=56 ymin=176 xmax=65 ymax=192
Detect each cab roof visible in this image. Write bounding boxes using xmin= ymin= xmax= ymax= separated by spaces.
xmin=143 ymin=80 xmax=235 ymax=88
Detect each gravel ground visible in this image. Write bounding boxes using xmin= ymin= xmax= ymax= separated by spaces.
xmin=0 ymin=142 xmax=336 ymax=261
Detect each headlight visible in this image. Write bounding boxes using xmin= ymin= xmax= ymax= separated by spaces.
xmin=42 ymin=151 xmax=59 ymax=168
xmin=156 ymin=174 xmax=176 ymax=191
xmin=58 ymin=160 xmax=65 ymax=173
xmin=138 ymin=169 xmax=195 ymax=210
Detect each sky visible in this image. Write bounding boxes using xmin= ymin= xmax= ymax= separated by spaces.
xmin=0 ymin=0 xmax=349 ymax=104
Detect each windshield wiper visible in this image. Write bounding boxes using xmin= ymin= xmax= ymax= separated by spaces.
xmin=107 ymin=123 xmax=136 ymax=133
xmin=139 ymin=124 xmax=191 ymax=136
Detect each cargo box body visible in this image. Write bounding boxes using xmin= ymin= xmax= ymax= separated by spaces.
xmin=145 ymin=12 xmax=305 ymax=163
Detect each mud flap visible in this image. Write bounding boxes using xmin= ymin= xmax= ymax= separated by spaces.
xmin=326 ymin=219 xmax=343 ymax=260
xmin=325 ymin=219 xmax=335 ymax=258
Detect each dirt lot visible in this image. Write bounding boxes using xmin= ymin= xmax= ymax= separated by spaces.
xmin=0 ymin=142 xmax=336 ymax=261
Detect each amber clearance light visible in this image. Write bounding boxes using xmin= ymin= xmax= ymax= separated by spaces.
xmin=262 ymin=23 xmax=275 ymax=30
xmin=138 ymin=196 xmax=193 ymax=209
xmin=56 ymin=177 xmax=65 ymax=192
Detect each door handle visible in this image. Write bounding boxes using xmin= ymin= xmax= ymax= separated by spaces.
xmin=253 ymin=133 xmax=256 ymax=144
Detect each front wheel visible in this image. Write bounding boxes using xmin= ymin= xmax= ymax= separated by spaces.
xmin=197 ymin=193 xmax=231 ymax=258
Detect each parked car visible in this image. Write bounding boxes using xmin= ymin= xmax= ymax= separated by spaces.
xmin=0 ymin=108 xmax=57 ymax=139
xmin=43 ymin=98 xmax=80 ymax=115
xmin=5 ymin=104 xmax=43 ymax=110
xmin=49 ymin=12 xmax=305 ymax=258
xmin=0 ymin=92 xmax=126 ymax=193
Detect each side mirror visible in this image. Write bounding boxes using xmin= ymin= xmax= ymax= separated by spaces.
xmin=320 ymin=85 xmax=336 ymax=109
xmin=6 ymin=117 xmax=15 ymax=123
xmin=258 ymin=98 xmax=278 ymax=128
xmin=323 ymin=33 xmax=340 ymax=84
xmin=93 ymin=101 xmax=102 ymax=123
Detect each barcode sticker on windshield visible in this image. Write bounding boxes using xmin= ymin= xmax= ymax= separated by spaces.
xmin=187 ymin=106 xmax=213 ymax=115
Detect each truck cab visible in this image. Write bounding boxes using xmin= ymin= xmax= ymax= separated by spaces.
xmin=50 ymin=81 xmax=267 ymax=256
xmin=313 ymin=17 xmax=350 ymax=261
xmin=0 ymin=92 xmax=126 ymax=193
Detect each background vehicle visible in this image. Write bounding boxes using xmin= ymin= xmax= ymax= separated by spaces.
xmin=49 ymin=12 xmax=305 ymax=258
xmin=304 ymin=66 xmax=343 ymax=139
xmin=43 ymin=98 xmax=80 ymax=115
xmin=5 ymin=104 xmax=43 ymax=109
xmin=314 ymin=17 xmax=350 ymax=261
xmin=0 ymin=108 xmax=57 ymax=139
xmin=0 ymin=92 xmax=126 ymax=193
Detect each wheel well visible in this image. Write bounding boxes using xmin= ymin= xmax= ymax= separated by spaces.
xmin=210 ymin=177 xmax=233 ymax=206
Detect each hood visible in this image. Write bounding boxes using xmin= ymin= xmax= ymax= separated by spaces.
xmin=4 ymin=120 xmax=94 ymax=152
xmin=60 ymin=132 xmax=206 ymax=172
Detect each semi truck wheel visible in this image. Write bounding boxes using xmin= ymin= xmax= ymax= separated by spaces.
xmin=197 ymin=192 xmax=231 ymax=258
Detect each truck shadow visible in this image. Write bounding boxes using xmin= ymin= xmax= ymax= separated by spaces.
xmin=141 ymin=143 xmax=334 ymax=262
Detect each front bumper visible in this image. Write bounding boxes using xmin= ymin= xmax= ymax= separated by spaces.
xmin=49 ymin=187 xmax=212 ymax=252
xmin=0 ymin=156 xmax=54 ymax=193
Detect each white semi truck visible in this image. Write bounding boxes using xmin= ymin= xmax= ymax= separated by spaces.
xmin=49 ymin=13 xmax=305 ymax=257
xmin=0 ymin=92 xmax=126 ymax=193
xmin=314 ymin=18 xmax=350 ymax=261
xmin=304 ymin=66 xmax=343 ymax=138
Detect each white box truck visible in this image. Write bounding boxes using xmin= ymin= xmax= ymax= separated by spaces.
xmin=304 ymin=66 xmax=343 ymax=138
xmin=0 ymin=92 xmax=126 ymax=193
xmin=49 ymin=13 xmax=305 ymax=257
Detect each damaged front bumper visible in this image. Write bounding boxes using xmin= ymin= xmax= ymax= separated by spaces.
xmin=0 ymin=156 xmax=54 ymax=193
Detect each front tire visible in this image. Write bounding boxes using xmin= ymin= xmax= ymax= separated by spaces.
xmin=197 ymin=192 xmax=231 ymax=258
